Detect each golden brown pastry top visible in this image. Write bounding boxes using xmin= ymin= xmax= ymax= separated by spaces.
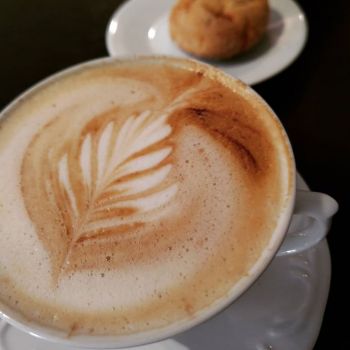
xmin=170 ymin=0 xmax=269 ymax=59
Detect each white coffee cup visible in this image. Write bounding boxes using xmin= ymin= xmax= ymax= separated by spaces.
xmin=0 ymin=57 xmax=338 ymax=349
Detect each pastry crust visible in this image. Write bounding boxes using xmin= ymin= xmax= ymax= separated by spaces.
xmin=169 ymin=0 xmax=269 ymax=59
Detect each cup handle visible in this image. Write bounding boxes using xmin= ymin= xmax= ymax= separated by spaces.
xmin=277 ymin=190 xmax=339 ymax=256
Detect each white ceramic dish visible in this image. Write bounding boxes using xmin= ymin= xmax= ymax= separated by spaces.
xmin=106 ymin=0 xmax=308 ymax=85
xmin=0 ymin=174 xmax=330 ymax=350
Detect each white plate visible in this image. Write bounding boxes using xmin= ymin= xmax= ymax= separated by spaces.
xmin=106 ymin=0 xmax=308 ymax=85
xmin=0 ymin=174 xmax=330 ymax=350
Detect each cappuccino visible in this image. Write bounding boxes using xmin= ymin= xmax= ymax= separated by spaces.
xmin=0 ymin=57 xmax=293 ymax=336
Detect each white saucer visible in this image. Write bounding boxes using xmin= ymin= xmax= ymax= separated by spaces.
xmin=105 ymin=0 xmax=308 ymax=85
xmin=0 ymin=175 xmax=330 ymax=350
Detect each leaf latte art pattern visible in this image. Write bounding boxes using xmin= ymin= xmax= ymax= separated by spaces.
xmin=23 ymin=110 xmax=177 ymax=280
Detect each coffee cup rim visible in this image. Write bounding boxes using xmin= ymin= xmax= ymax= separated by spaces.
xmin=0 ymin=55 xmax=296 ymax=348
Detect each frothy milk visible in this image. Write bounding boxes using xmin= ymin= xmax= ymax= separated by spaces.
xmin=0 ymin=58 xmax=293 ymax=335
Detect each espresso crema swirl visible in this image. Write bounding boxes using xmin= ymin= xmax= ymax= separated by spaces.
xmin=0 ymin=58 xmax=293 ymax=335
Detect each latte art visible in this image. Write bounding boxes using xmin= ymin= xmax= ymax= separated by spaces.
xmin=0 ymin=58 xmax=293 ymax=336
xmin=23 ymin=108 xmax=178 ymax=281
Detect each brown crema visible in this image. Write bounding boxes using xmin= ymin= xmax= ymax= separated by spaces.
xmin=0 ymin=57 xmax=293 ymax=336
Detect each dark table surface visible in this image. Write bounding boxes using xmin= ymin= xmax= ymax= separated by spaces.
xmin=0 ymin=0 xmax=349 ymax=349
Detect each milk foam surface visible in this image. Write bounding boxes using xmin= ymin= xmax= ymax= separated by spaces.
xmin=0 ymin=58 xmax=293 ymax=335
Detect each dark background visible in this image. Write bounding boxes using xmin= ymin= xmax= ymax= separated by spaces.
xmin=0 ymin=0 xmax=348 ymax=349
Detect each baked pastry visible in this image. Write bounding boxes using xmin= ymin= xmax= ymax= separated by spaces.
xmin=169 ymin=0 xmax=269 ymax=59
